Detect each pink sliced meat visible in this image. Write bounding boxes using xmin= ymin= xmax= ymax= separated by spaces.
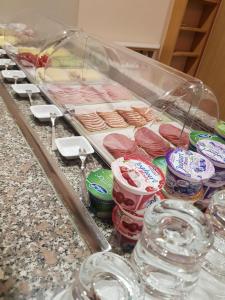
xmin=103 ymin=133 xmax=138 ymax=158
xmin=103 ymin=84 xmax=133 ymax=100
xmin=103 ymin=133 xmax=151 ymax=160
xmin=135 ymin=127 xmax=171 ymax=158
xmin=159 ymin=124 xmax=189 ymax=147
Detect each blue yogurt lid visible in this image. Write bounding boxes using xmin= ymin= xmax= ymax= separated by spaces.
xmin=166 ymin=148 xmax=215 ymax=183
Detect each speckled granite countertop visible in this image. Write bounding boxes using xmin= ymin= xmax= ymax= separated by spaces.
xmin=0 ymin=94 xmax=92 ymax=299
xmin=0 ymin=75 xmax=121 ymax=299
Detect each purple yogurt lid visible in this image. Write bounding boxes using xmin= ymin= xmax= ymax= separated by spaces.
xmin=196 ymin=139 xmax=225 ymax=169
xmin=166 ymin=148 xmax=215 ymax=183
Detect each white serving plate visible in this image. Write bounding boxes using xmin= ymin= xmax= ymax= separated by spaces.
xmin=55 ymin=136 xmax=94 ymax=159
xmin=0 ymin=58 xmax=16 ymax=68
xmin=11 ymin=83 xmax=40 ymax=97
xmin=30 ymin=104 xmax=63 ymax=122
xmin=0 ymin=49 xmax=6 ymax=56
xmin=2 ymin=70 xmax=26 ymax=81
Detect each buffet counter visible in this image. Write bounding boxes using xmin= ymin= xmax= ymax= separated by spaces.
xmin=0 ymin=91 xmax=100 ymax=299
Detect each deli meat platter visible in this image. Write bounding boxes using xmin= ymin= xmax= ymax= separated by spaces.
xmin=38 ymin=81 xmax=190 ymax=166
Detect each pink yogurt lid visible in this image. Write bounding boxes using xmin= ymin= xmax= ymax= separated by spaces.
xmin=111 ymin=154 xmax=165 ymax=196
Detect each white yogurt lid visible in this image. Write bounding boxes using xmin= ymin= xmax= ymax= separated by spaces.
xmin=196 ymin=139 xmax=225 ymax=168
xmin=111 ymin=155 xmax=165 ymax=196
xmin=166 ymin=148 xmax=215 ymax=183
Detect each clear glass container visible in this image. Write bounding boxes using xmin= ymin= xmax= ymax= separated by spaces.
xmin=71 ymin=251 xmax=144 ymax=300
xmin=3 ymin=10 xmax=67 ymax=80
xmin=203 ymin=190 xmax=225 ymax=282
xmin=131 ymin=199 xmax=214 ymax=299
xmin=36 ymin=32 xmax=219 ymax=165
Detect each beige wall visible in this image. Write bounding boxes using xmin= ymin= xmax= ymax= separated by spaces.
xmin=0 ymin=0 xmax=172 ymax=48
xmin=0 ymin=0 xmax=79 ymax=27
xmin=77 ymin=0 xmax=172 ymax=47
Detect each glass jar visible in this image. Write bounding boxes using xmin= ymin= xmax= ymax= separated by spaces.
xmin=131 ymin=199 xmax=214 ymax=299
xmin=72 ymin=251 xmax=144 ymax=300
xmin=203 ymin=190 xmax=225 ymax=282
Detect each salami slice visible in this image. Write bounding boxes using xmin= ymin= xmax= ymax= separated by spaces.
xmin=75 ymin=112 xmax=108 ymax=131
xmin=117 ymin=109 xmax=147 ymax=127
xmin=132 ymin=106 xmax=155 ymax=122
xmin=98 ymin=111 xmax=128 ymax=128
xmin=135 ymin=127 xmax=171 ymax=157
xmin=159 ymin=124 xmax=189 ymax=147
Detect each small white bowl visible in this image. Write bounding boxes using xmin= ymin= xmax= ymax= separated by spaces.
xmin=0 ymin=49 xmax=6 ymax=56
xmin=55 ymin=136 xmax=94 ymax=159
xmin=0 ymin=58 xmax=16 ymax=69
xmin=11 ymin=83 xmax=40 ymax=97
xmin=30 ymin=104 xmax=63 ymax=122
xmin=2 ymin=70 xmax=26 ymax=82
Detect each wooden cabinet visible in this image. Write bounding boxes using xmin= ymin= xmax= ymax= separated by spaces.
xmin=196 ymin=0 xmax=225 ymax=120
xmin=159 ymin=0 xmax=221 ymax=76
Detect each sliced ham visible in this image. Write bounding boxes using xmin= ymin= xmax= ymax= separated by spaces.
xmin=103 ymin=133 xmax=151 ymax=160
xmin=103 ymin=84 xmax=133 ymax=100
xmin=46 ymin=83 xmax=133 ymax=105
xmin=103 ymin=133 xmax=137 ymax=158
xmin=135 ymin=127 xmax=171 ymax=157
xmin=159 ymin=124 xmax=189 ymax=148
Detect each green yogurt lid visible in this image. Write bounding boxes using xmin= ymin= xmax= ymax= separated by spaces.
xmin=215 ymin=121 xmax=225 ymax=137
xmin=152 ymin=157 xmax=167 ymax=175
xmin=189 ymin=131 xmax=225 ymax=146
xmin=86 ymin=169 xmax=113 ymax=201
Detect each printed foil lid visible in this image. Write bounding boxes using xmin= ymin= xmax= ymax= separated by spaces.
xmin=166 ymin=148 xmax=215 ymax=183
xmin=196 ymin=139 xmax=225 ymax=168
xmin=189 ymin=131 xmax=225 ymax=146
xmin=215 ymin=121 xmax=225 ymax=137
xmin=86 ymin=169 xmax=113 ymax=201
xmin=111 ymin=154 xmax=165 ymax=195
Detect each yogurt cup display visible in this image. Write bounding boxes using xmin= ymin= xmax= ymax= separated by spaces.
xmin=111 ymin=154 xmax=165 ymax=211
xmin=189 ymin=131 xmax=225 ymax=151
xmin=196 ymin=139 xmax=225 ymax=188
xmin=165 ymin=148 xmax=215 ymax=201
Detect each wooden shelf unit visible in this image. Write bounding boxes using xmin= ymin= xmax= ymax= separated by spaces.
xmin=158 ymin=0 xmax=221 ymax=76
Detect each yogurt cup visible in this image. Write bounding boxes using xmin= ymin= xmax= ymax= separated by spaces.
xmin=152 ymin=156 xmax=167 ymax=176
xmin=189 ymin=131 xmax=225 ymax=151
xmin=112 ymin=205 xmax=143 ymax=243
xmin=165 ymin=148 xmax=215 ymax=201
xmin=111 ymin=154 xmax=165 ymax=212
xmin=196 ymin=139 xmax=225 ymax=188
xmin=86 ymin=169 xmax=114 ymax=219
xmin=215 ymin=121 xmax=225 ymax=140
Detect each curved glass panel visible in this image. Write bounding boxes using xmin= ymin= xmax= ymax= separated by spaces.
xmin=3 ymin=9 xmax=67 ymax=80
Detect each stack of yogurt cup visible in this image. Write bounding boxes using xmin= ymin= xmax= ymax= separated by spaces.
xmin=196 ymin=139 xmax=225 ymax=200
xmin=111 ymin=154 xmax=165 ymax=249
xmin=164 ymin=148 xmax=215 ymax=202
